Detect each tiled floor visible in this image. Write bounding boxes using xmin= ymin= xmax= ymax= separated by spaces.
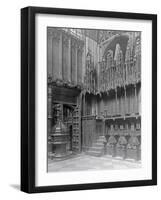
xmin=48 ymin=153 xmax=141 ymax=172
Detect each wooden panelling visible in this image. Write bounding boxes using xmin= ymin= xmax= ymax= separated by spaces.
xmin=52 ymin=85 xmax=80 ymax=104
xmin=82 ymin=116 xmax=96 ymax=151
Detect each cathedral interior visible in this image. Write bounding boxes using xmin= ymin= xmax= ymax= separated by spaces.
xmin=47 ymin=27 xmax=141 ymax=163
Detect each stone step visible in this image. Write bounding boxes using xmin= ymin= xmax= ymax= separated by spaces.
xmin=85 ymin=136 xmax=106 ymax=157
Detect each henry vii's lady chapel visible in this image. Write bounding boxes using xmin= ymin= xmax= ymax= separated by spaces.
xmin=47 ymin=27 xmax=141 ymax=170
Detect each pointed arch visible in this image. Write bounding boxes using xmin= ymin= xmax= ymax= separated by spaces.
xmin=134 ymin=36 xmax=141 ymax=82
xmin=108 ymin=136 xmax=117 ymax=144
xmin=106 ymin=50 xmax=114 ymax=68
xmin=125 ymin=35 xmax=135 ymax=84
xmin=114 ymin=43 xmax=124 ymax=86
xmin=128 ymin=136 xmax=140 ymax=146
xmin=102 ymin=34 xmax=129 ymax=60
xmin=125 ymin=37 xmax=134 ymax=63
xmin=118 ymin=136 xmax=128 ymax=145
xmin=114 ymin=43 xmax=123 ymax=64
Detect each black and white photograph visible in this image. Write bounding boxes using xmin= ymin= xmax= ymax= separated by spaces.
xmin=47 ymin=27 xmax=141 ymax=173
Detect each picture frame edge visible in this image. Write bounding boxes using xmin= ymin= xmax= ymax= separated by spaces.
xmin=21 ymin=6 xmax=157 ymax=193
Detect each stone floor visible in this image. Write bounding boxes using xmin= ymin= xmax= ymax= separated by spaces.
xmin=48 ymin=153 xmax=141 ymax=172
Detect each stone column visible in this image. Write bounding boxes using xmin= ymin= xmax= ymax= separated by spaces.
xmin=77 ymin=43 xmax=83 ymax=85
xmin=47 ymin=28 xmax=53 ymax=77
xmin=134 ymin=84 xmax=137 ymax=114
xmin=59 ymin=32 xmax=63 ymax=80
xmin=75 ymin=44 xmax=78 ymax=85
xmin=71 ymin=39 xmax=76 ymax=84
xmin=83 ymin=94 xmax=86 ymax=116
xmin=51 ymin=29 xmax=61 ymax=81
xmin=115 ymin=88 xmax=118 ymax=115
xmin=68 ymin=37 xmax=71 ymax=82
xmin=62 ymin=33 xmax=69 ymax=81
xmin=124 ymin=86 xmax=126 ymax=115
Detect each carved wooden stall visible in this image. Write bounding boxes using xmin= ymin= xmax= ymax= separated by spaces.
xmin=83 ymin=32 xmax=141 ymax=160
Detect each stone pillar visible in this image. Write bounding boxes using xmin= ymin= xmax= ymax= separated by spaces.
xmin=47 ymin=28 xmax=53 ymax=77
xmin=138 ymin=86 xmax=141 ymax=114
xmin=103 ymin=119 xmax=106 ymax=136
xmin=68 ymin=37 xmax=71 ymax=82
xmin=62 ymin=33 xmax=69 ymax=81
xmin=77 ymin=43 xmax=84 ymax=85
xmin=83 ymin=94 xmax=86 ymax=116
xmin=124 ymin=86 xmax=127 ymax=114
xmin=75 ymin=44 xmax=78 ymax=85
xmin=134 ymin=84 xmax=137 ymax=113
xmin=71 ymin=39 xmax=76 ymax=84
xmin=59 ymin=32 xmax=63 ymax=80
xmin=51 ymin=29 xmax=61 ymax=81
xmin=115 ymin=88 xmax=118 ymax=115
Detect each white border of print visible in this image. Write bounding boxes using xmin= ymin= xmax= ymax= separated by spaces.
xmin=35 ymin=14 xmax=152 ymax=187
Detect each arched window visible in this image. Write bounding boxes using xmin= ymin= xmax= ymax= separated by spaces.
xmin=114 ymin=43 xmax=123 ymax=66
xmin=106 ymin=50 xmax=113 ymax=69
xmin=125 ymin=38 xmax=134 ymax=84
xmin=134 ymin=37 xmax=141 ymax=82
xmin=105 ymin=50 xmax=113 ymax=90
xmin=114 ymin=43 xmax=124 ymax=86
